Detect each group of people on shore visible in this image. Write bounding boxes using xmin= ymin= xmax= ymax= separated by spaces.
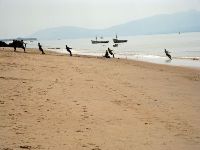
xmin=38 ymin=43 xmax=72 ymax=56
xmin=104 ymin=48 xmax=172 ymax=60
xmin=104 ymin=47 xmax=115 ymax=58
xmin=1 ymin=39 xmax=73 ymax=56
xmin=0 ymin=40 xmax=172 ymax=60
xmin=38 ymin=43 xmax=73 ymax=56
xmin=37 ymin=42 xmax=73 ymax=56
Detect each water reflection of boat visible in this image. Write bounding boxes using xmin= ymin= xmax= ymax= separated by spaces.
xmin=91 ymin=37 xmax=109 ymax=44
xmin=113 ymin=35 xmax=127 ymax=43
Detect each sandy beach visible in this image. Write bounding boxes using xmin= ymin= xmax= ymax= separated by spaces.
xmin=0 ymin=47 xmax=200 ymax=150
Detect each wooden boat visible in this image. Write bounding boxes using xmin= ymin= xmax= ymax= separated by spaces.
xmin=113 ymin=35 xmax=127 ymax=43
xmin=91 ymin=37 xmax=109 ymax=44
xmin=91 ymin=40 xmax=109 ymax=44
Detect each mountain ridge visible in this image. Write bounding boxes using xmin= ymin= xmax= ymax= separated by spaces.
xmin=30 ymin=10 xmax=200 ymax=40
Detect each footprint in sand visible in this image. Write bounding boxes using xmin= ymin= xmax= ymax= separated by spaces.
xmin=0 ymin=100 xmax=5 ymax=104
xmin=87 ymin=143 xmax=101 ymax=150
xmin=2 ymin=148 xmax=13 ymax=150
xmin=76 ymin=130 xmax=84 ymax=133
xmin=91 ymin=148 xmax=101 ymax=150
xmin=82 ymin=145 xmax=87 ymax=148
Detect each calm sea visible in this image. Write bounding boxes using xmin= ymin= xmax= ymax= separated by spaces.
xmin=27 ymin=32 xmax=200 ymax=68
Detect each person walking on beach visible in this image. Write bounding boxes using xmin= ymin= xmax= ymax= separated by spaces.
xmin=108 ymin=47 xmax=114 ymax=58
xmin=66 ymin=45 xmax=72 ymax=56
xmin=38 ymin=43 xmax=45 ymax=54
xmin=164 ymin=49 xmax=172 ymax=60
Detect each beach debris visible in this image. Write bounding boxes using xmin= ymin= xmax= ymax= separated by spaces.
xmin=19 ymin=145 xmax=42 ymax=149
xmin=19 ymin=145 xmax=32 ymax=149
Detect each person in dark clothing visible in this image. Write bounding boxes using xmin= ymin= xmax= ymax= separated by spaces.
xmin=12 ymin=40 xmax=25 ymax=52
xmin=104 ymin=50 xmax=110 ymax=58
xmin=66 ymin=45 xmax=72 ymax=56
xmin=108 ymin=47 xmax=114 ymax=58
xmin=13 ymin=40 xmax=17 ymax=52
xmin=38 ymin=43 xmax=45 ymax=54
xmin=164 ymin=49 xmax=172 ymax=60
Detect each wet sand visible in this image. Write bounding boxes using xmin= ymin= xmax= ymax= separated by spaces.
xmin=0 ymin=47 xmax=200 ymax=150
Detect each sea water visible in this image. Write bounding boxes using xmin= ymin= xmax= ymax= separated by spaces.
xmin=27 ymin=32 xmax=200 ymax=68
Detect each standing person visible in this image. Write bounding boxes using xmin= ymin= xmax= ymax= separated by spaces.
xmin=164 ymin=49 xmax=172 ymax=60
xmin=66 ymin=45 xmax=72 ymax=56
xmin=108 ymin=47 xmax=114 ymax=58
xmin=21 ymin=40 xmax=26 ymax=52
xmin=38 ymin=43 xmax=45 ymax=54
xmin=13 ymin=40 xmax=17 ymax=52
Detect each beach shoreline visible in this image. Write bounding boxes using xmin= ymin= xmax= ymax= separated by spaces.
xmin=0 ymin=47 xmax=200 ymax=150
xmin=3 ymin=46 xmax=200 ymax=69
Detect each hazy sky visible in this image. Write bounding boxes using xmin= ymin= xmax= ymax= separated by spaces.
xmin=0 ymin=0 xmax=200 ymax=38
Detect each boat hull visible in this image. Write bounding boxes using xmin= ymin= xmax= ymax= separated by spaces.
xmin=91 ymin=40 xmax=109 ymax=44
xmin=113 ymin=39 xmax=127 ymax=43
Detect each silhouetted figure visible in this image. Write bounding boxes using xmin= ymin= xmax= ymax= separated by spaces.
xmin=38 ymin=43 xmax=45 ymax=54
xmin=0 ymin=41 xmax=8 ymax=47
xmin=21 ymin=40 xmax=26 ymax=52
xmin=13 ymin=40 xmax=17 ymax=52
xmin=104 ymin=50 xmax=110 ymax=58
xmin=108 ymin=47 xmax=114 ymax=58
xmin=12 ymin=40 xmax=26 ymax=52
xmin=164 ymin=49 xmax=172 ymax=60
xmin=66 ymin=45 xmax=72 ymax=56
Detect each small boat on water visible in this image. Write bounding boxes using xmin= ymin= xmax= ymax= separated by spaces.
xmin=91 ymin=37 xmax=109 ymax=44
xmin=113 ymin=35 xmax=127 ymax=43
xmin=113 ymin=44 xmax=118 ymax=47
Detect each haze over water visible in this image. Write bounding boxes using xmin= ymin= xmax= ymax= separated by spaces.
xmin=27 ymin=32 xmax=200 ymax=68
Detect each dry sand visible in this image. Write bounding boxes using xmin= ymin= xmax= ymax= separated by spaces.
xmin=0 ymin=47 xmax=200 ymax=150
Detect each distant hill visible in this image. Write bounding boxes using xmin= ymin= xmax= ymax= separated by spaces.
xmin=0 ymin=37 xmax=37 ymax=42
xmin=30 ymin=10 xmax=200 ymax=40
xmin=30 ymin=26 xmax=96 ymax=40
